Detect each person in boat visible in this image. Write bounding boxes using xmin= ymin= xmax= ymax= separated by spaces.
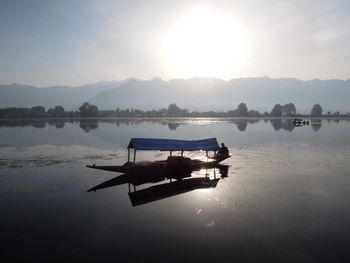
xmin=216 ymin=143 xmax=229 ymax=160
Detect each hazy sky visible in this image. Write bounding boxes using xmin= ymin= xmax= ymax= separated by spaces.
xmin=0 ymin=0 xmax=349 ymax=86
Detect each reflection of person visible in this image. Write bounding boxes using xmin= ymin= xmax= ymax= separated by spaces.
xmin=216 ymin=143 xmax=229 ymax=160
xmin=218 ymin=165 xmax=229 ymax=178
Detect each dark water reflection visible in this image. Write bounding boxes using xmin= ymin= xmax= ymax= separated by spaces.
xmin=236 ymin=120 xmax=248 ymax=131
xmin=167 ymin=122 xmax=181 ymax=130
xmin=0 ymin=117 xmax=334 ymax=132
xmin=88 ymin=166 xmax=228 ymax=207
xmin=270 ymin=119 xmax=296 ymax=131
xmin=311 ymin=119 xmax=322 ymax=131
xmin=47 ymin=119 xmax=66 ymax=129
xmin=1 ymin=118 xmax=350 ymax=262
xmin=79 ymin=119 xmax=99 ymax=132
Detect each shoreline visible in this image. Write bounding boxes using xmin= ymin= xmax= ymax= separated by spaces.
xmin=0 ymin=116 xmax=349 ymax=121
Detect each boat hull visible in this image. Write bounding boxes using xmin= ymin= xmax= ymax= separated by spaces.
xmin=86 ymin=156 xmax=230 ymax=175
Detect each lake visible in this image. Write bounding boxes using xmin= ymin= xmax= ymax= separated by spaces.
xmin=1 ymin=118 xmax=350 ymax=262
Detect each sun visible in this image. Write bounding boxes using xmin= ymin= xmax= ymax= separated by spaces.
xmin=159 ymin=8 xmax=250 ymax=79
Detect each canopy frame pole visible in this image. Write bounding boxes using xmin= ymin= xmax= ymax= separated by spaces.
xmin=170 ymin=150 xmax=172 ymax=156
xmin=128 ymin=148 xmax=130 ymax=162
xmin=133 ymin=149 xmax=136 ymax=163
xmin=181 ymin=150 xmax=184 ymax=157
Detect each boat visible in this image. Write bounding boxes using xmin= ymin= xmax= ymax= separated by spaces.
xmin=86 ymin=138 xmax=230 ymax=175
xmin=293 ymin=118 xmax=310 ymax=127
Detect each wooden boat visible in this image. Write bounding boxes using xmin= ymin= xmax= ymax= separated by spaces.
xmin=87 ymin=138 xmax=230 ymax=175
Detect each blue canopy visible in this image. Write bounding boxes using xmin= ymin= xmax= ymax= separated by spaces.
xmin=127 ymin=138 xmax=220 ymax=151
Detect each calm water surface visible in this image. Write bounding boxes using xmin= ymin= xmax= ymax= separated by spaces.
xmin=1 ymin=119 xmax=350 ymax=262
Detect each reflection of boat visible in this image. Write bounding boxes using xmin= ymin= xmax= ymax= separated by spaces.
xmin=87 ymin=138 xmax=230 ymax=175
xmin=87 ymin=165 xmax=228 ymax=192
xmin=87 ymin=165 xmax=229 ymax=206
xmin=129 ymin=177 xmax=220 ymax=207
xmin=293 ymin=118 xmax=309 ymax=127
xmin=87 ymin=171 xmax=192 ymax=192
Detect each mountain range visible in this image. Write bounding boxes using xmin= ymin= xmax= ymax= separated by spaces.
xmin=1 ymin=77 xmax=349 ymax=113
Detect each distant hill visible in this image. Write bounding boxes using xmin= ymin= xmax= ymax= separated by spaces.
xmin=1 ymin=77 xmax=349 ymax=113
xmin=0 ymin=81 xmax=121 ymax=110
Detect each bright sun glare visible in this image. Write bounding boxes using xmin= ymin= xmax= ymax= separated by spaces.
xmin=160 ymin=8 xmax=249 ymax=79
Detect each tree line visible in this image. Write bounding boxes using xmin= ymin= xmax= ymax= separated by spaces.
xmin=0 ymin=103 xmax=98 ymax=118
xmin=0 ymin=102 xmax=349 ymax=118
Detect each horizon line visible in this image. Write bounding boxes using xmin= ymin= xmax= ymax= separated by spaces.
xmin=1 ymin=76 xmax=350 ymax=89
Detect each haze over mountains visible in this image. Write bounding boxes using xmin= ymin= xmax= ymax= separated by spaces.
xmin=1 ymin=77 xmax=349 ymax=113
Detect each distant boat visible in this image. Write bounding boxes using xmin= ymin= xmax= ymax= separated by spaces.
xmin=87 ymin=138 xmax=231 ymax=175
xmin=293 ymin=118 xmax=309 ymax=126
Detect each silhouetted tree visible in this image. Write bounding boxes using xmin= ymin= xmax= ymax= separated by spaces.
xmin=227 ymin=109 xmax=237 ymax=117
xmin=311 ymin=104 xmax=322 ymax=117
xmin=168 ymin=103 xmax=185 ymax=116
xmin=271 ymin=104 xmax=283 ymax=117
xmin=54 ymin=105 xmax=65 ymax=117
xmin=237 ymin=103 xmax=248 ymax=116
xmin=47 ymin=105 xmax=65 ymax=117
xmin=282 ymin=103 xmax=296 ymax=116
xmin=47 ymin=108 xmax=55 ymax=117
xmin=79 ymin=102 xmax=98 ymax=117
xmin=168 ymin=103 xmax=180 ymax=115
xmin=30 ymin=106 xmax=46 ymax=117
xmin=248 ymin=110 xmax=261 ymax=117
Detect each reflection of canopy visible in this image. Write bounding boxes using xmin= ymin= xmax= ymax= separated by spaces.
xmin=127 ymin=138 xmax=220 ymax=151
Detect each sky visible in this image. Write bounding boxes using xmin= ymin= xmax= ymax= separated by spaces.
xmin=0 ymin=0 xmax=349 ymax=87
